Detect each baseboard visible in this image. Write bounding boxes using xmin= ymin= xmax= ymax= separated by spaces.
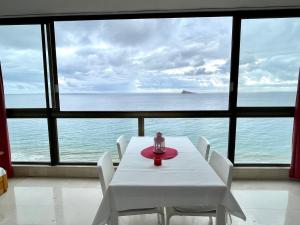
xmin=233 ymin=167 xmax=289 ymax=180
xmin=13 ymin=165 xmax=99 ymax=178
xmin=12 ymin=165 xmax=290 ymax=180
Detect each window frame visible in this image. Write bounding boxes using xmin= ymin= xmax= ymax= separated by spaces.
xmin=1 ymin=9 xmax=299 ymax=167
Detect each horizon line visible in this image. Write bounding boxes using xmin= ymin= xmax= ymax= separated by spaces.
xmin=5 ymin=91 xmax=296 ymax=95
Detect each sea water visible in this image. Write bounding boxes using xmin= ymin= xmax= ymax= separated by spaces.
xmin=6 ymin=92 xmax=295 ymax=163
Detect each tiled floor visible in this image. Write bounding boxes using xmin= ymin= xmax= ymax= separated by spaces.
xmin=0 ymin=178 xmax=300 ymax=225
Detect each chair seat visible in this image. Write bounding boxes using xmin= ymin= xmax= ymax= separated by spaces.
xmin=119 ymin=207 xmax=160 ymax=216
xmin=174 ymin=205 xmax=216 ymax=213
xmin=120 ymin=207 xmax=157 ymax=213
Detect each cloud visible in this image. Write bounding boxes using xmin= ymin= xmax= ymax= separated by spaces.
xmin=238 ymin=18 xmax=300 ymax=92
xmin=53 ymin=17 xmax=233 ymax=93
xmin=1 ymin=17 xmax=299 ymax=94
xmin=0 ymin=25 xmax=42 ymax=50
xmin=201 ymin=59 xmax=227 ymax=73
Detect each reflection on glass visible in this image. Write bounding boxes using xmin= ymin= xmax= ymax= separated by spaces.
xmin=57 ymin=119 xmax=138 ymax=162
xmin=0 ymin=25 xmax=46 ymax=108
xmin=238 ymin=18 xmax=300 ymax=106
xmin=55 ymin=18 xmax=232 ymax=111
xmin=235 ymin=118 xmax=293 ymax=163
xmin=145 ymin=118 xmax=229 ymax=157
xmin=8 ymin=119 xmax=50 ymax=161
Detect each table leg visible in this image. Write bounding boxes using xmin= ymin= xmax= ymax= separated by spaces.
xmin=216 ymin=205 xmax=226 ymax=225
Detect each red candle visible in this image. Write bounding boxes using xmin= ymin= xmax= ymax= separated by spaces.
xmin=154 ymin=156 xmax=162 ymax=166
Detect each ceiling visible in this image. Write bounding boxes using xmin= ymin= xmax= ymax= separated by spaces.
xmin=0 ymin=0 xmax=300 ymax=19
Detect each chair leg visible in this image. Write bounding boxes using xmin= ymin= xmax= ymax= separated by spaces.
xmin=157 ymin=213 xmax=162 ymax=225
xmin=226 ymin=213 xmax=232 ymax=225
xmin=157 ymin=207 xmax=165 ymax=225
xmin=160 ymin=210 xmax=165 ymax=225
xmin=107 ymin=215 xmax=112 ymax=225
xmin=166 ymin=215 xmax=171 ymax=225
xmin=209 ymin=216 xmax=213 ymax=225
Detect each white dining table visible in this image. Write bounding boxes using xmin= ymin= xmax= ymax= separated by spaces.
xmin=92 ymin=136 xmax=246 ymax=225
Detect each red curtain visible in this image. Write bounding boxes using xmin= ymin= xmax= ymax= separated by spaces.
xmin=0 ymin=63 xmax=13 ymax=177
xmin=290 ymin=69 xmax=300 ymax=180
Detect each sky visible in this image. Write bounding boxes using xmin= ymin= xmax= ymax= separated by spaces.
xmin=0 ymin=17 xmax=299 ymax=94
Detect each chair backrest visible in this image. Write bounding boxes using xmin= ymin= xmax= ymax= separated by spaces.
xmin=97 ymin=152 xmax=115 ymax=193
xmin=209 ymin=151 xmax=233 ymax=189
xmin=116 ymin=135 xmax=128 ymax=160
xmin=197 ymin=136 xmax=210 ymax=161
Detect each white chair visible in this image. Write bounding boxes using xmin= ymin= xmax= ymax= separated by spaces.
xmin=116 ymin=135 xmax=129 ymax=160
xmin=197 ymin=136 xmax=210 ymax=161
xmin=165 ymin=151 xmax=233 ymax=225
xmin=97 ymin=152 xmax=165 ymax=225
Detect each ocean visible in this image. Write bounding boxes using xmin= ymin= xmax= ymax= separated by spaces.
xmin=6 ymin=92 xmax=295 ymax=164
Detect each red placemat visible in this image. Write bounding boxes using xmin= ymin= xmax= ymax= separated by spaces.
xmin=141 ymin=146 xmax=178 ymax=159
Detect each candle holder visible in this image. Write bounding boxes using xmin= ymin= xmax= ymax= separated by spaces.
xmin=154 ymin=156 xmax=162 ymax=166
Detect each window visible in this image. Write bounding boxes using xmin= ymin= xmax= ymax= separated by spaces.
xmin=145 ymin=118 xmax=229 ymax=157
xmin=0 ymin=25 xmax=46 ymax=108
xmin=2 ymin=15 xmax=297 ymax=166
xmin=57 ymin=119 xmax=138 ymax=162
xmin=8 ymin=119 xmax=50 ymax=162
xmin=238 ymin=18 xmax=300 ymax=106
xmin=235 ymin=118 xmax=293 ymax=163
xmin=55 ymin=17 xmax=232 ymax=111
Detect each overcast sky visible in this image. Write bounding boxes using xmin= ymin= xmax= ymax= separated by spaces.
xmin=0 ymin=17 xmax=299 ymax=94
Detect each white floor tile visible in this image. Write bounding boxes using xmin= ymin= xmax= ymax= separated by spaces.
xmin=1 ymin=178 xmax=300 ymax=225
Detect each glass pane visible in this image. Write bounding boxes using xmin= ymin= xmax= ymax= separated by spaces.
xmin=57 ymin=119 xmax=138 ymax=162
xmin=238 ymin=18 xmax=300 ymax=106
xmin=55 ymin=17 xmax=232 ymax=111
xmin=0 ymin=25 xmax=46 ymax=108
xmin=8 ymin=119 xmax=50 ymax=161
xmin=235 ymin=118 xmax=293 ymax=163
xmin=145 ymin=118 xmax=229 ymax=157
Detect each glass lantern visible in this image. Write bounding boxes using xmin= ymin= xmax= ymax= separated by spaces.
xmin=154 ymin=132 xmax=165 ymax=154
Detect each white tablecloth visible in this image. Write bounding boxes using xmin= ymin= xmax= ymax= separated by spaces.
xmin=92 ymin=136 xmax=246 ymax=225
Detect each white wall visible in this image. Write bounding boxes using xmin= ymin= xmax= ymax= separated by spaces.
xmin=0 ymin=0 xmax=300 ymax=18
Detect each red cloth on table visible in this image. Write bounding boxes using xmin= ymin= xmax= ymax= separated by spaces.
xmin=0 ymin=63 xmax=13 ymax=177
xmin=141 ymin=146 xmax=178 ymax=160
xmin=290 ymin=69 xmax=300 ymax=180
